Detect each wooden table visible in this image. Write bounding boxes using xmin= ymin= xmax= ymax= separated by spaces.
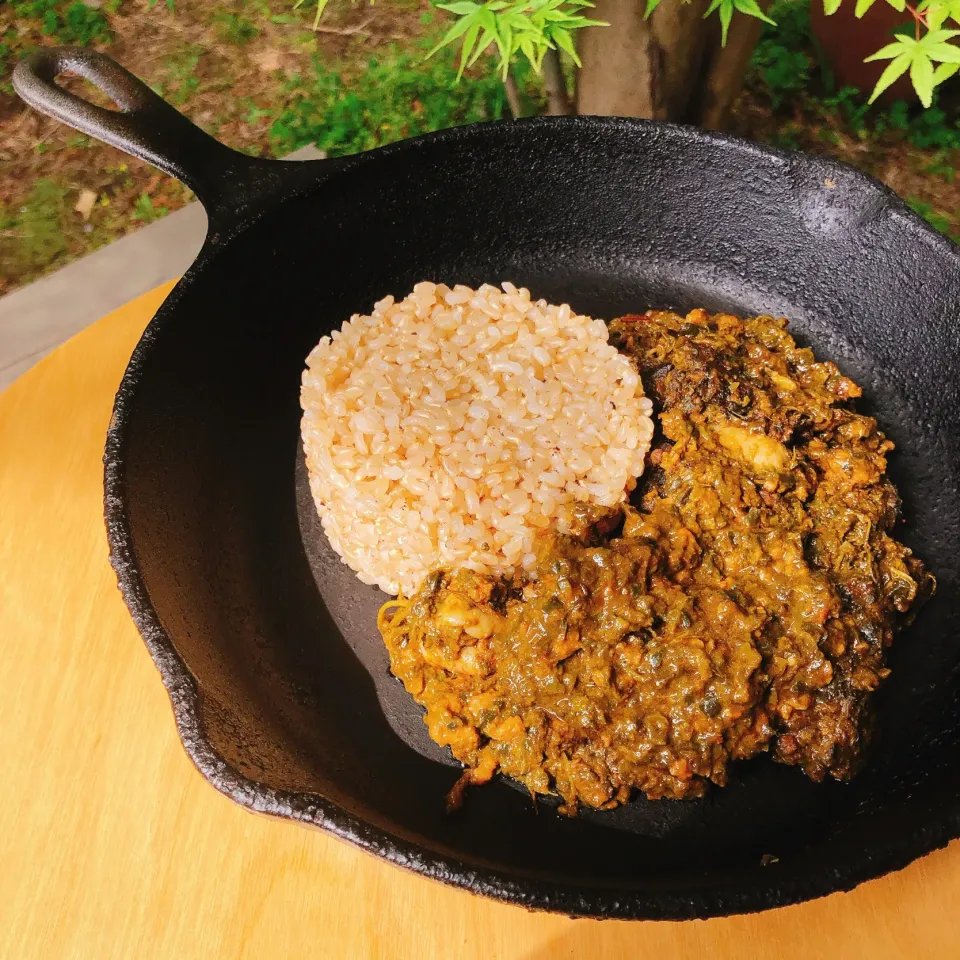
xmin=3 ymin=283 xmax=959 ymax=960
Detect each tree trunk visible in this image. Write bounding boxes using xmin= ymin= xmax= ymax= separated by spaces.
xmin=542 ymin=48 xmax=575 ymax=116
xmin=504 ymin=72 xmax=523 ymax=119
xmin=691 ymin=13 xmax=767 ymax=129
xmin=575 ymin=0 xmax=765 ymax=129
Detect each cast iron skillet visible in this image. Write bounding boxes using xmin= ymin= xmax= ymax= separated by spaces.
xmin=14 ymin=47 xmax=960 ymax=920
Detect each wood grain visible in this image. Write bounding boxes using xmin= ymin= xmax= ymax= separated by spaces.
xmin=2 ymin=283 xmax=959 ymax=960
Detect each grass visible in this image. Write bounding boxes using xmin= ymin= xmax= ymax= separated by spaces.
xmin=1 ymin=0 xmax=112 ymax=94
xmin=10 ymin=0 xmax=112 ymax=45
xmin=0 ymin=0 xmax=545 ymax=290
xmin=907 ymin=198 xmax=960 ymax=242
xmin=214 ymin=10 xmax=260 ymax=45
xmin=133 ymin=192 xmax=169 ymax=223
xmin=0 ymin=180 xmax=69 ymax=274
xmin=159 ymin=45 xmax=205 ymax=106
xmin=269 ymin=41 xmax=540 ymax=157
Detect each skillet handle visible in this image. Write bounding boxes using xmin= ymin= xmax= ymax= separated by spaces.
xmin=13 ymin=47 xmax=278 ymax=220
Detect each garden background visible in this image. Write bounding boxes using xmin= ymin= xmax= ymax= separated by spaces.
xmin=1 ymin=0 xmax=958 ymax=294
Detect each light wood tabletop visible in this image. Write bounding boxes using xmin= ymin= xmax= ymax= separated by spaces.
xmin=3 ymin=282 xmax=959 ymax=960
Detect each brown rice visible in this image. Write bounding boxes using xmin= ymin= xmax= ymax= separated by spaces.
xmin=300 ymin=282 xmax=654 ymax=595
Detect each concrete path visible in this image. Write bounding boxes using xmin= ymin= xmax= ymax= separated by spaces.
xmin=0 ymin=145 xmax=324 ymax=392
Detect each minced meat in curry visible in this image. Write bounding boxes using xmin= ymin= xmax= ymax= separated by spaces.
xmin=378 ymin=309 xmax=934 ymax=813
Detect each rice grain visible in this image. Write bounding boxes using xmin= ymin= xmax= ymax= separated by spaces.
xmin=301 ymin=282 xmax=654 ymax=595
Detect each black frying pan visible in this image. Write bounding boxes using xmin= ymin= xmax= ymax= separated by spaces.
xmin=14 ymin=47 xmax=960 ymax=920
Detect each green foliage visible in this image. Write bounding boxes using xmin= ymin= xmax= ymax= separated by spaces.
xmin=0 ymin=33 xmax=14 ymax=93
xmin=0 ymin=180 xmax=68 ymax=273
xmin=296 ymin=0 xmax=960 ymax=105
xmin=294 ymin=0 xmax=329 ymax=28
xmin=807 ymin=87 xmax=960 ymax=149
xmin=848 ymin=0 xmax=906 ymax=15
xmin=813 ymin=86 xmax=872 ymax=132
xmin=922 ymin=150 xmax=957 ymax=179
xmin=906 ymin=197 xmax=959 ymax=240
xmin=649 ymin=0 xmax=778 ymax=37
xmin=11 ymin=0 xmax=112 ymax=45
xmin=429 ymin=0 xmax=604 ymax=79
xmin=750 ymin=0 xmax=812 ymax=108
xmin=214 ymin=10 xmax=260 ymax=44
xmin=62 ymin=0 xmax=111 ymax=42
xmin=269 ymin=42 xmax=540 ymax=157
xmin=752 ymin=6 xmax=960 ymax=147
xmin=159 ymin=45 xmax=203 ymax=106
xmin=133 ymin=193 xmax=168 ymax=223
xmin=875 ymin=101 xmax=960 ymax=147
xmin=701 ymin=0 xmax=775 ymax=47
xmin=865 ymin=28 xmax=960 ymax=107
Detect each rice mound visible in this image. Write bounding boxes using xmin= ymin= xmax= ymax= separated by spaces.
xmin=300 ymin=281 xmax=654 ymax=595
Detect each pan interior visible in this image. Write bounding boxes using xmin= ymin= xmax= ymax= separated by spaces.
xmin=118 ymin=122 xmax=960 ymax=907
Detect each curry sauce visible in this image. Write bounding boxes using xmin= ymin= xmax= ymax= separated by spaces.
xmin=379 ymin=309 xmax=934 ymax=813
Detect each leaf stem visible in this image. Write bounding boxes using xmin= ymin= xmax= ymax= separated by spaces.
xmin=904 ymin=1 xmax=926 ymax=40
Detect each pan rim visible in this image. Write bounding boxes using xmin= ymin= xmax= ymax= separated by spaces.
xmin=103 ymin=115 xmax=960 ymax=920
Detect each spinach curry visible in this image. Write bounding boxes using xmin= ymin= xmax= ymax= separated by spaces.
xmin=379 ymin=309 xmax=933 ymax=814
